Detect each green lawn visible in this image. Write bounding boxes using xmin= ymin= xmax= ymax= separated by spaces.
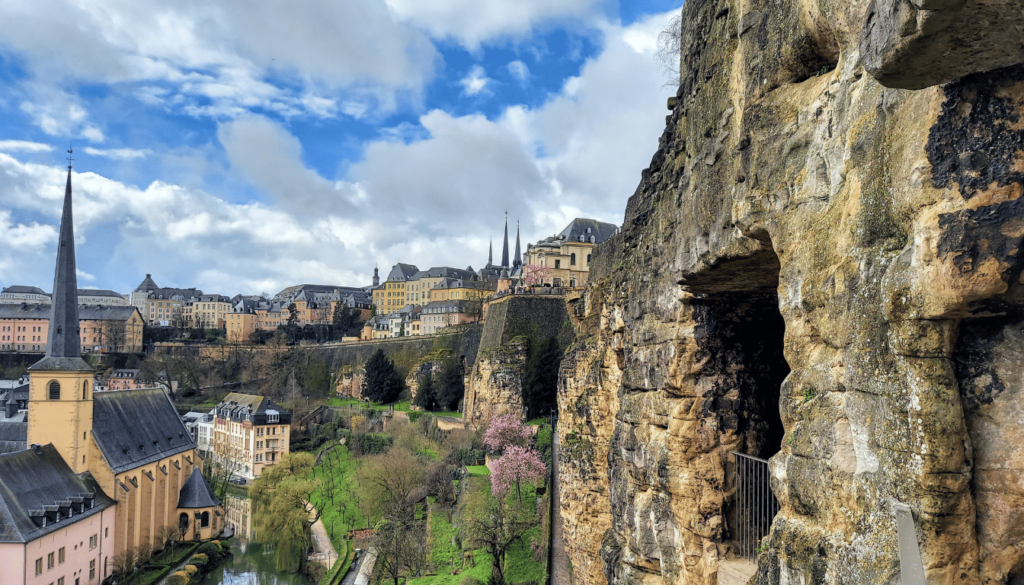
xmin=466 ymin=465 xmax=490 ymax=477
xmin=309 ymin=444 xmax=370 ymax=554
xmin=408 ymin=474 xmax=545 ymax=584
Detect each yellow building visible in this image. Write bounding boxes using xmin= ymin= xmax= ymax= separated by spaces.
xmin=406 ymin=267 xmax=478 ymax=305
xmin=428 ymin=278 xmax=494 ymax=302
xmin=522 ymin=218 xmax=619 ymax=288
xmin=213 ymin=393 xmax=292 ymax=481
xmin=379 ymin=263 xmax=418 ymax=313
xmin=27 ymin=168 xmax=221 ymax=561
xmin=226 ymin=311 xmax=257 ymax=343
xmin=193 ymin=295 xmax=232 ymax=329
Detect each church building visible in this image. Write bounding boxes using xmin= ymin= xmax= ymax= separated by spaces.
xmin=23 ymin=164 xmax=220 ymax=561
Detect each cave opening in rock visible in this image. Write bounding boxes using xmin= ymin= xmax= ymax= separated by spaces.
xmin=681 ymin=242 xmax=788 ymax=560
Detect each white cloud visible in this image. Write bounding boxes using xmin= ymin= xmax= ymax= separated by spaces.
xmin=460 ymin=66 xmax=492 ymax=96
xmin=84 ymin=147 xmax=151 ymax=160
xmin=0 ymin=0 xmax=441 ymax=121
xmin=76 ymin=269 xmax=95 ymax=282
xmin=507 ymin=60 xmax=530 ymax=83
xmin=0 ymin=140 xmax=52 ymax=152
xmin=0 ymin=10 xmax=677 ymax=296
xmin=384 ymin=0 xmax=607 ymax=48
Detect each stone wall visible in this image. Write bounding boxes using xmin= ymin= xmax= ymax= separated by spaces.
xmin=464 ymin=295 xmax=573 ymax=425
xmin=560 ymin=1 xmax=1024 ymax=584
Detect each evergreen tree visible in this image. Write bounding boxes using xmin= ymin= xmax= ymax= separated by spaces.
xmin=361 ymin=349 xmax=402 ymax=403
xmin=521 ymin=336 xmax=563 ymax=420
xmin=413 ymin=372 xmax=437 ymax=411
xmin=435 ymin=358 xmax=465 ymax=412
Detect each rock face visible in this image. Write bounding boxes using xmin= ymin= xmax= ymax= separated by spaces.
xmin=465 ymin=295 xmax=573 ymax=425
xmin=558 ymin=1 xmax=1024 ymax=584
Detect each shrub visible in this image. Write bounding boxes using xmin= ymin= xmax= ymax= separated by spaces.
xmin=189 ymin=553 xmax=208 ymax=567
xmin=460 ymin=578 xmax=483 ymax=585
xmin=184 ymin=565 xmax=198 ymax=576
xmin=165 ymin=575 xmax=187 ymax=585
xmin=197 ymin=542 xmax=221 ymax=556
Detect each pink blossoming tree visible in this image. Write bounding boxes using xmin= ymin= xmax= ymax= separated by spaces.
xmin=483 ymin=414 xmax=532 ymax=454
xmin=491 ymin=445 xmax=547 ymax=503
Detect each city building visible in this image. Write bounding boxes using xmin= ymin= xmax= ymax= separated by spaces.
xmin=0 ymin=305 xmax=145 ymax=353
xmin=213 ymin=393 xmax=292 ymax=481
xmin=192 ymin=294 xmax=232 ymax=329
xmin=406 ymin=267 xmax=477 ymax=305
xmin=0 ymin=444 xmax=116 ymax=585
xmin=523 ymin=218 xmax=619 ymax=288
xmin=25 ymin=165 xmax=220 ymax=558
xmin=77 ymin=289 xmax=128 ymax=306
xmin=377 ymin=264 xmax=419 ymax=314
xmin=0 ymin=376 xmax=29 ymax=420
xmin=428 ymin=278 xmax=494 ymax=302
xmin=130 ymin=275 xmax=203 ymax=325
xmin=420 ymin=300 xmax=479 ymax=335
xmin=0 ymin=286 xmax=51 ymax=304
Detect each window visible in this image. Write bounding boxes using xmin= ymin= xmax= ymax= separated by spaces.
xmin=201 ymin=511 xmax=210 ymax=527
xmin=58 ymin=577 xmax=64 ymax=585
xmin=90 ymin=534 xmax=98 ymax=549
xmin=58 ymin=547 xmax=64 ymax=564
xmin=105 ymin=527 xmax=108 ymax=538
xmin=555 ymin=260 xmax=561 ymax=269
xmin=48 ymin=380 xmax=60 ymax=400
xmin=82 ymin=380 xmax=89 ymax=400
xmin=570 ymin=253 xmax=576 ymax=265
xmin=90 ymin=559 xmax=96 ymax=580
xmin=587 ymin=254 xmax=592 ymax=264
xmin=48 ymin=552 xmax=54 ymax=569
xmin=35 ymin=558 xmax=42 ymax=575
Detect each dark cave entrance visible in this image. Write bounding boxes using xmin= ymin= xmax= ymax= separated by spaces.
xmin=681 ymin=242 xmax=788 ymax=559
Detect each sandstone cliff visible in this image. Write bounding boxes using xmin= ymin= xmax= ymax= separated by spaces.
xmin=464 ymin=295 xmax=573 ymax=425
xmin=558 ymin=1 xmax=1024 ymax=584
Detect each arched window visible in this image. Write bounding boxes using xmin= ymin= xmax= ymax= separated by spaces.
xmin=48 ymin=381 xmax=60 ymax=400
xmin=179 ymin=513 xmax=190 ymax=532
xmin=83 ymin=380 xmax=89 ymax=400
xmin=587 ymin=254 xmax=592 ymax=264
xmin=201 ymin=511 xmax=210 ymax=528
xmin=570 ymin=253 xmax=576 ymax=266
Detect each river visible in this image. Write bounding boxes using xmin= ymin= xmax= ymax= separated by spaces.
xmin=195 ymin=495 xmax=311 ymax=585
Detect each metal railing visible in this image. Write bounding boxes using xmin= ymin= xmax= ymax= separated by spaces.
xmin=733 ymin=452 xmax=779 ymax=561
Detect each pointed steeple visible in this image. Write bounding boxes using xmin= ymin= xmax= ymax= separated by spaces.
xmin=513 ymin=219 xmax=522 ymax=268
xmin=501 ymin=212 xmax=510 ymax=268
xmin=488 ymin=239 xmax=493 ymax=266
xmin=47 ymin=165 xmax=81 ymax=359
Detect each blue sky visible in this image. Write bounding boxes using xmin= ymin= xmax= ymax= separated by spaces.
xmin=0 ymin=0 xmax=681 ymax=296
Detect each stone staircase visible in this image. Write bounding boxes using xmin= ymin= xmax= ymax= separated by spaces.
xmin=718 ymin=559 xmax=758 ymax=585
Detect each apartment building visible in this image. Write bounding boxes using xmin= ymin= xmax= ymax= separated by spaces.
xmin=0 ymin=445 xmax=116 ymax=585
xmin=213 ymin=393 xmax=292 ymax=480
xmin=0 ymin=305 xmax=145 ymax=353
xmin=523 ymin=218 xmax=619 ymax=288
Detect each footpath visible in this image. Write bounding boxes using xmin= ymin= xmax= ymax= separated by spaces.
xmin=307 ymin=502 xmax=340 ymax=569
xmin=550 ymin=431 xmax=572 ymax=585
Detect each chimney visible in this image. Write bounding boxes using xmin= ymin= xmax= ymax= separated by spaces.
xmin=31 ymin=443 xmax=42 ymax=454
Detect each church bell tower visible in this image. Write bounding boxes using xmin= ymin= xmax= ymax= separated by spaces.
xmin=27 ymin=160 xmax=95 ymax=474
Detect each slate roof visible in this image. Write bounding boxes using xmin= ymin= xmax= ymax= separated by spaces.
xmin=0 ymin=444 xmax=115 ymax=543
xmin=78 ymin=289 xmax=123 ymax=298
xmin=386 ymin=264 xmax=420 ymax=282
xmin=1 ymin=286 xmax=49 ymax=295
xmin=0 ymin=422 xmax=26 ymax=453
xmin=556 ymin=218 xmax=619 ymax=244
xmin=411 ymin=267 xmax=477 ymax=281
xmin=135 ymin=274 xmax=160 ymax=292
xmin=177 ymin=467 xmax=219 ymax=509
xmin=92 ymin=389 xmax=195 ymax=474
xmin=0 ymin=304 xmax=140 ymax=322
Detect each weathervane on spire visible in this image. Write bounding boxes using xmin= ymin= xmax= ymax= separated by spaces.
xmin=66 ymin=146 xmax=74 ymax=170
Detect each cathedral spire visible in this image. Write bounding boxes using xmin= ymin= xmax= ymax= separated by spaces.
xmin=488 ymin=239 xmax=493 ymax=266
xmin=501 ymin=212 xmax=510 ymax=268
xmin=513 ymin=219 xmax=522 ymax=269
xmin=46 ymin=163 xmax=81 ymax=359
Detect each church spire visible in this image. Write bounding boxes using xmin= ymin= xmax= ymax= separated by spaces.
xmin=513 ymin=219 xmax=522 ymax=269
xmin=488 ymin=239 xmax=493 ymax=266
xmin=47 ymin=163 xmax=81 ymax=359
xmin=501 ymin=212 xmax=510 ymax=268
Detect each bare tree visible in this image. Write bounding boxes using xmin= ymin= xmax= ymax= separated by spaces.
xmin=466 ymin=492 xmax=537 ymax=585
xmin=656 ymin=13 xmax=683 ymax=88
xmin=112 ymin=547 xmax=139 ymax=582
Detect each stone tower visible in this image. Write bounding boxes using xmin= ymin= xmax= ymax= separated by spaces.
xmin=501 ymin=213 xmax=510 ymax=268
xmin=27 ymin=164 xmax=94 ymax=474
xmin=372 ymin=266 xmax=380 ymax=287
